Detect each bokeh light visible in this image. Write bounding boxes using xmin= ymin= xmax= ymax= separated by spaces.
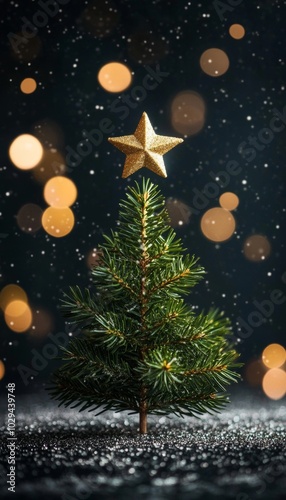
xmin=20 ymin=78 xmax=37 ymax=94
xmin=32 ymin=149 xmax=66 ymax=184
xmin=42 ymin=207 xmax=75 ymax=237
xmin=16 ymin=204 xmax=43 ymax=234
xmin=98 ymin=62 xmax=132 ymax=92
xmin=244 ymin=359 xmax=266 ymax=387
xmin=229 ymin=24 xmax=245 ymax=40
xmin=200 ymin=48 xmax=230 ymax=77
xmin=201 ymin=208 xmax=236 ymax=242
xmin=219 ymin=192 xmax=239 ymax=211
xmin=32 ymin=119 xmax=65 ymax=149
xmin=128 ymin=31 xmax=168 ymax=65
xmin=262 ymin=368 xmax=286 ymax=400
xmin=0 ymin=285 xmax=28 ymax=311
xmin=44 ymin=176 xmax=77 ymax=208
xmin=79 ymin=0 xmax=120 ymax=37
xmin=171 ymin=91 xmax=206 ymax=136
xmin=166 ymin=198 xmax=192 ymax=227
xmin=4 ymin=300 xmax=32 ymax=333
xmin=29 ymin=308 xmax=54 ymax=338
xmin=9 ymin=134 xmax=43 ymax=170
xmin=86 ymin=248 xmax=102 ymax=268
xmin=11 ymin=35 xmax=42 ymax=62
xmin=243 ymin=234 xmax=271 ymax=262
xmin=0 ymin=360 xmax=5 ymax=380
xmin=262 ymin=344 xmax=286 ymax=369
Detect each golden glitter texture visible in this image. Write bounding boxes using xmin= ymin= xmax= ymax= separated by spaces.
xmin=108 ymin=112 xmax=183 ymax=178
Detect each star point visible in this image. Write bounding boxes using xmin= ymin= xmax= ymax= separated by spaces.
xmin=108 ymin=112 xmax=183 ymax=178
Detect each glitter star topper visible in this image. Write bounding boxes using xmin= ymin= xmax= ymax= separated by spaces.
xmin=108 ymin=112 xmax=183 ymax=178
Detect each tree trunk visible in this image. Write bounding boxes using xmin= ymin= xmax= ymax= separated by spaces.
xmin=139 ymin=386 xmax=147 ymax=434
xmin=139 ymin=404 xmax=147 ymax=434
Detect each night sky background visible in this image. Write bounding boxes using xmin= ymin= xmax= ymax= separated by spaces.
xmin=0 ymin=0 xmax=285 ymax=397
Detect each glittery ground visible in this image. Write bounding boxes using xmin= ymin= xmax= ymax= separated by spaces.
xmin=0 ymin=392 xmax=285 ymax=500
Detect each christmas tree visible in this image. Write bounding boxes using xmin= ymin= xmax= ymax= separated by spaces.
xmin=49 ymin=113 xmax=241 ymax=434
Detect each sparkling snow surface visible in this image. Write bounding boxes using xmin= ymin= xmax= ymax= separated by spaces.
xmin=0 ymin=394 xmax=285 ymax=499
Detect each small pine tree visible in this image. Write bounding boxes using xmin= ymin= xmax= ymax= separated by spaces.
xmin=49 ymin=179 xmax=241 ymax=433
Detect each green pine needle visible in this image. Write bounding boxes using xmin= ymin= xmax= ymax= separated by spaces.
xmin=49 ymin=179 xmax=242 ymax=432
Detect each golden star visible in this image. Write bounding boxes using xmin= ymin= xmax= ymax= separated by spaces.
xmin=108 ymin=112 xmax=183 ymax=178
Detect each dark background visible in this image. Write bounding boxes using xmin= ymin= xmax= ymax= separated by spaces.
xmin=0 ymin=0 xmax=285 ymax=395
